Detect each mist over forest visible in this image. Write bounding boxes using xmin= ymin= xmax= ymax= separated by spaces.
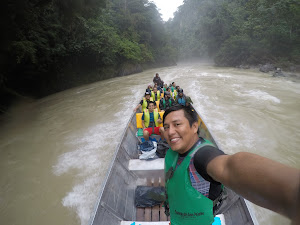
xmin=1 ymin=0 xmax=299 ymax=111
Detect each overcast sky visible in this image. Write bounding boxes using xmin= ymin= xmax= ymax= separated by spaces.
xmin=151 ymin=0 xmax=184 ymax=21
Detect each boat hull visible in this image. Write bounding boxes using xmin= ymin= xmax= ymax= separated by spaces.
xmin=88 ymin=107 xmax=257 ymax=225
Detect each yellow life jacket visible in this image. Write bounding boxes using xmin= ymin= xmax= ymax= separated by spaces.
xmin=144 ymin=109 xmax=159 ymax=127
xmin=172 ymin=90 xmax=177 ymax=100
xmin=151 ymin=91 xmax=161 ymax=101
xmin=142 ymin=97 xmax=153 ymax=111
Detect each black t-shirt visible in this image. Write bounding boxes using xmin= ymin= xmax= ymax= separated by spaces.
xmin=193 ymin=145 xmax=225 ymax=184
xmin=139 ymin=99 xmax=150 ymax=106
xmin=179 ymin=138 xmax=225 ymax=200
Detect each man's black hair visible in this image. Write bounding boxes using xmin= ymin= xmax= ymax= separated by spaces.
xmin=147 ymin=101 xmax=156 ymax=109
xmin=163 ymin=104 xmax=198 ymax=127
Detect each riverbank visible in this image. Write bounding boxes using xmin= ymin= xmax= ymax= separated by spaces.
xmin=235 ymin=63 xmax=300 ymax=82
xmin=0 ymin=60 xmax=176 ymax=113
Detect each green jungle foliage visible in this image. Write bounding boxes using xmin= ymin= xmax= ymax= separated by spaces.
xmin=0 ymin=0 xmax=176 ymax=103
xmin=166 ymin=0 xmax=300 ymax=67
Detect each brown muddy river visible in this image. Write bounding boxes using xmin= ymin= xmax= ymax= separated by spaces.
xmin=0 ymin=61 xmax=299 ymax=225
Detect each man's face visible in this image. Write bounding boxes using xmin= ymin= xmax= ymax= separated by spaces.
xmin=153 ymin=88 xmax=157 ymax=93
xmin=163 ymin=110 xmax=198 ymax=154
xmin=179 ymin=92 xmax=183 ymax=97
xmin=165 ymin=94 xmax=170 ymax=100
xmin=148 ymin=103 xmax=155 ymax=112
xmin=145 ymin=94 xmax=150 ymax=100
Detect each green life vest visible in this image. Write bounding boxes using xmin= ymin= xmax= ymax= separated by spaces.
xmin=151 ymin=91 xmax=161 ymax=101
xmin=142 ymin=97 xmax=153 ymax=112
xmin=163 ymin=99 xmax=172 ymax=109
xmin=165 ymin=140 xmax=216 ymax=225
xmin=173 ymin=90 xmax=177 ymax=100
xmin=144 ymin=109 xmax=159 ymax=128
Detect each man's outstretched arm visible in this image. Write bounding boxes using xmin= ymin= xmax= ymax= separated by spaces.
xmin=134 ymin=104 xmax=141 ymax=112
xmin=207 ymin=152 xmax=300 ymax=221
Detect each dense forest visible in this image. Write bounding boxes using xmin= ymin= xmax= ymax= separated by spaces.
xmin=1 ymin=0 xmax=299 ymax=111
xmin=167 ymin=0 xmax=300 ymax=67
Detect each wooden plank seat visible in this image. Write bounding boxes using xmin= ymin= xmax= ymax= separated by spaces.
xmin=135 ymin=177 xmax=169 ymax=222
xmin=129 ymin=158 xmax=164 ymax=171
xmin=121 ymin=214 xmax=226 ymax=225
xmin=121 ymin=214 xmax=226 ymax=224
xmin=121 ymin=222 xmax=170 ymax=225
xmin=128 ymin=159 xmax=167 ymax=222
xmin=128 ymin=159 xmax=226 ymax=224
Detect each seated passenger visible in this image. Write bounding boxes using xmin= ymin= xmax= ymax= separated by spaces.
xmin=142 ymin=101 xmax=164 ymax=141
xmin=146 ymin=84 xmax=153 ymax=94
xmin=134 ymin=92 xmax=153 ymax=112
xmin=175 ymin=88 xmax=193 ymax=106
xmin=156 ymin=83 xmax=163 ymax=93
xmin=160 ymin=80 xmax=164 ymax=89
xmin=151 ymin=87 xmax=161 ymax=101
xmin=163 ymin=83 xmax=168 ymax=92
xmin=159 ymin=91 xmax=176 ymax=111
xmin=153 ymin=73 xmax=163 ymax=87
xmin=171 ymin=82 xmax=176 ymax=92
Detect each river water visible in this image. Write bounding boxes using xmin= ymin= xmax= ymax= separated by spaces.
xmin=0 ymin=61 xmax=299 ymax=225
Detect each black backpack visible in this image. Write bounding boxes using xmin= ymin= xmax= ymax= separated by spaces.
xmin=156 ymin=140 xmax=170 ymax=158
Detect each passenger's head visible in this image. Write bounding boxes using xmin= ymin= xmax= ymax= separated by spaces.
xmin=147 ymin=101 xmax=155 ymax=112
xmin=178 ymin=88 xmax=183 ymax=97
xmin=172 ymin=82 xmax=176 ymax=87
xmin=155 ymin=73 xmax=159 ymax=77
xmin=163 ymin=105 xmax=199 ymax=154
xmin=145 ymin=92 xmax=151 ymax=100
xmin=164 ymin=91 xmax=171 ymax=100
xmin=153 ymin=87 xmax=158 ymax=93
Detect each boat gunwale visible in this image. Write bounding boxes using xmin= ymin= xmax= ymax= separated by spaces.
xmin=88 ymin=111 xmax=137 ymax=225
xmin=192 ymin=105 xmax=221 ymax=148
xmin=88 ymin=102 xmax=258 ymax=225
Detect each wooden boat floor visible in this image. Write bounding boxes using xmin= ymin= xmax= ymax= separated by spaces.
xmin=136 ymin=177 xmax=169 ymax=222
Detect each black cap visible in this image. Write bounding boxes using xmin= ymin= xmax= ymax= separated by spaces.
xmin=145 ymin=92 xmax=150 ymax=95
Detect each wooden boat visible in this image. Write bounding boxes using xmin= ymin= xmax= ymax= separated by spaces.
xmin=88 ymin=104 xmax=258 ymax=225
